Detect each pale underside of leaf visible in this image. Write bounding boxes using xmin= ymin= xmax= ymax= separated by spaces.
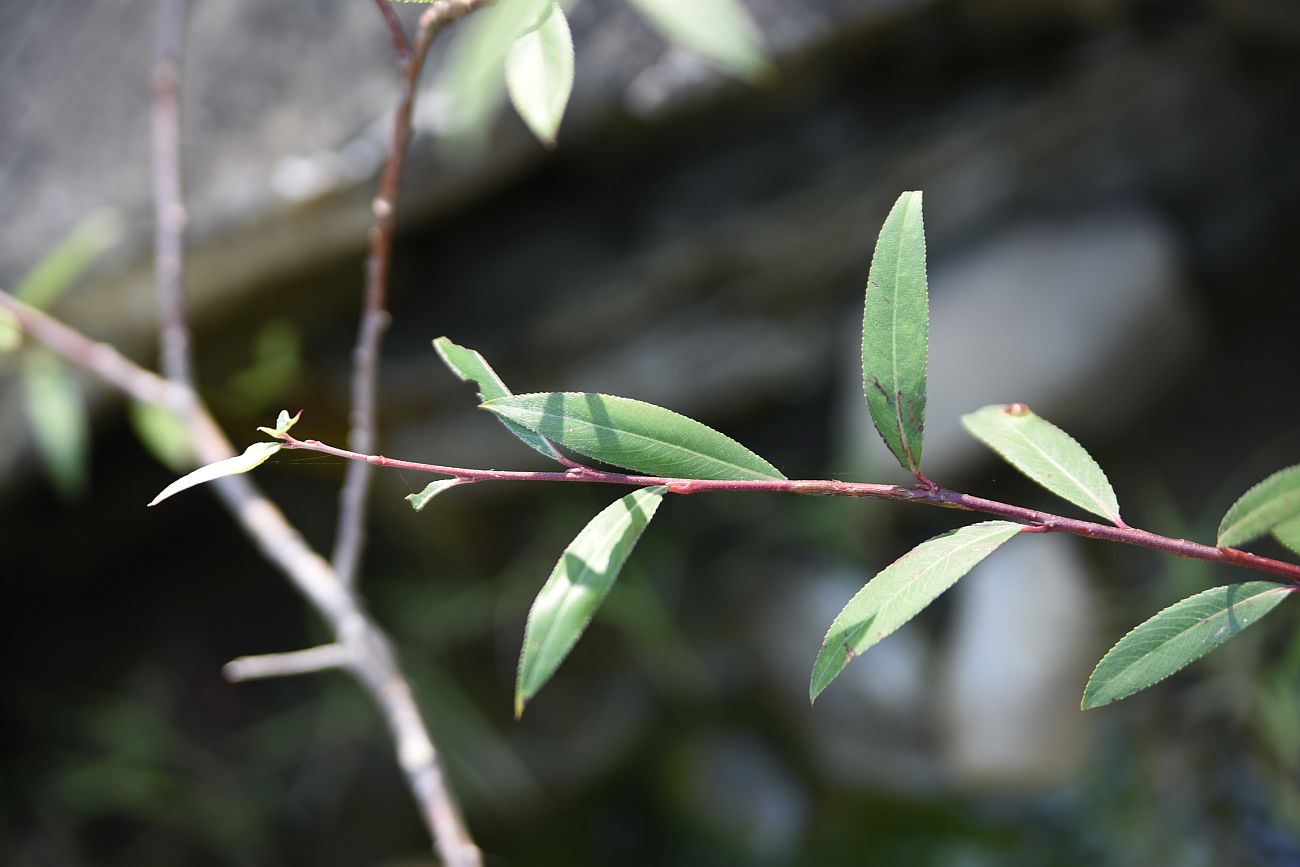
xmin=505 ymin=1 xmax=574 ymax=147
xmin=148 ymin=442 xmax=282 ymax=507
xmin=961 ymin=403 xmax=1123 ymax=525
xmin=433 ymin=337 xmax=563 ymax=461
xmin=484 ymin=392 xmax=785 ymax=481
xmin=407 ymin=479 xmax=463 ymax=512
xmin=810 ymin=520 xmax=1023 ymax=702
xmin=516 ymin=486 xmax=667 ymax=716
xmin=1217 ymin=464 xmax=1300 ymax=548
xmin=625 ymin=0 xmax=770 ymax=81
xmin=862 ymin=191 xmax=928 ymax=477
xmin=1082 ymin=582 xmax=1292 ymax=709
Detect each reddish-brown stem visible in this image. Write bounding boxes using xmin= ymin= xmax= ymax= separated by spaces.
xmin=372 ymin=0 xmax=413 ymax=62
xmin=334 ymin=0 xmax=495 ymax=588
xmin=287 ymin=435 xmax=1300 ymax=586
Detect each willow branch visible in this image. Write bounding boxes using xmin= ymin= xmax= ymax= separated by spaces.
xmin=288 ymin=433 xmax=1300 ymax=586
xmin=334 ymin=0 xmax=495 ymax=588
xmin=224 ymin=644 xmax=351 ymax=682
xmin=372 ymin=0 xmax=413 ymax=62
xmin=151 ymin=0 xmax=194 ymax=388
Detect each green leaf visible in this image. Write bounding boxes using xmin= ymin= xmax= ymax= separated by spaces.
xmin=0 ymin=307 xmax=22 ymax=353
xmin=810 ymin=521 xmax=1022 ymax=702
xmin=961 ymin=403 xmax=1123 ymax=525
xmin=407 ymin=479 xmax=463 ymax=512
xmin=256 ymin=409 xmax=302 ymax=439
xmin=1218 ymin=464 xmax=1300 ymax=548
xmin=433 ymin=336 xmax=563 ymax=460
xmin=15 ymin=209 xmax=121 ymax=310
xmin=862 ymin=191 xmax=929 ymax=477
xmin=1082 ymin=582 xmax=1293 ymax=709
xmin=505 ymin=2 xmax=574 ymax=148
xmin=626 ymin=0 xmax=770 ymax=81
xmin=441 ymin=0 xmax=549 ymax=150
xmin=128 ymin=400 xmax=192 ymax=472
xmin=22 ymin=350 xmax=90 ymax=498
xmin=517 ymin=486 xmax=666 ymax=716
xmin=148 ymin=442 xmax=282 ymax=507
xmin=483 ymin=392 xmax=785 ymax=481
xmin=1274 ymin=514 xmax=1300 ymax=557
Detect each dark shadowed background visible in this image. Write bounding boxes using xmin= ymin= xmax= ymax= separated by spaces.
xmin=4 ymin=0 xmax=1300 ymax=864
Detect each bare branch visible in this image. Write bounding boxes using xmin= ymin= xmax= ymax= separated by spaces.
xmin=372 ymin=0 xmax=413 ymax=62
xmin=333 ymin=0 xmax=495 ymax=588
xmin=223 ymin=644 xmax=351 ymax=682
xmin=151 ymin=0 xmax=194 ymax=388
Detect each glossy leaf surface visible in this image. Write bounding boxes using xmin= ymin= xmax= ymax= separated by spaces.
xmin=961 ymin=403 xmax=1123 ymax=525
xmin=505 ymin=1 xmax=574 ymax=147
xmin=1218 ymin=464 xmax=1300 ymax=548
xmin=148 ymin=442 xmax=282 ymax=507
xmin=810 ymin=521 xmax=1022 ymax=702
xmin=516 ymin=486 xmax=666 ymax=716
xmin=862 ymin=191 xmax=928 ymax=476
xmin=1082 ymin=582 xmax=1292 ymax=709
xmin=626 ymin=0 xmax=769 ymax=80
xmin=484 ymin=392 xmax=784 ymax=480
xmin=434 ymin=337 xmax=563 ymax=460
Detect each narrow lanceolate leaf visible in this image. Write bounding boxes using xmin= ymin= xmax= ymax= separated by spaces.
xmin=128 ymin=400 xmax=192 ymax=472
xmin=810 ymin=521 xmax=1022 ymax=702
xmin=484 ymin=392 xmax=785 ymax=481
xmin=1217 ymin=464 xmax=1300 ymax=548
xmin=15 ymin=208 xmax=121 ymax=310
xmin=961 ymin=403 xmax=1123 ymax=526
xmin=433 ymin=336 xmax=563 ymax=461
xmin=862 ymin=191 xmax=929 ymax=477
xmin=1082 ymin=582 xmax=1293 ymax=709
xmin=517 ymin=486 xmax=667 ymax=716
xmin=626 ymin=0 xmax=770 ymax=81
xmin=148 ymin=442 xmax=282 ymax=507
xmin=406 ymin=479 xmax=463 ymax=512
xmin=505 ymin=2 xmax=574 ymax=148
xmin=23 ymin=350 xmax=89 ymax=498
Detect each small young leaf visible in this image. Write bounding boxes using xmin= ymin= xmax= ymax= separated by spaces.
xmin=148 ymin=442 xmax=282 ymax=507
xmin=406 ymin=478 xmax=462 ymax=512
xmin=961 ymin=403 xmax=1123 ymax=525
xmin=862 ymin=191 xmax=929 ymax=477
xmin=128 ymin=400 xmax=192 ymax=472
xmin=484 ymin=392 xmax=785 ymax=481
xmin=256 ymin=409 xmax=302 ymax=439
xmin=22 ymin=350 xmax=89 ymax=498
xmin=516 ymin=486 xmax=667 ymax=716
xmin=810 ymin=521 xmax=1022 ymax=702
xmin=1082 ymin=582 xmax=1293 ymax=709
xmin=1218 ymin=464 xmax=1300 ymax=548
xmin=433 ymin=336 xmax=563 ymax=460
xmin=626 ymin=0 xmax=770 ymax=81
xmin=505 ymin=2 xmax=574 ymax=148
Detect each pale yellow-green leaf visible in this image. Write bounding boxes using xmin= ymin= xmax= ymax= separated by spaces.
xmin=148 ymin=442 xmax=282 ymax=507
xmin=505 ymin=2 xmax=575 ymax=147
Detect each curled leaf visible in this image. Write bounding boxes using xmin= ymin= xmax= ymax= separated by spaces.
xmin=148 ymin=442 xmax=282 ymax=507
xmin=406 ymin=479 xmax=463 ymax=512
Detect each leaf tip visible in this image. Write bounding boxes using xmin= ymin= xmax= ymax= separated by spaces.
xmin=514 ymin=693 xmax=526 ymax=720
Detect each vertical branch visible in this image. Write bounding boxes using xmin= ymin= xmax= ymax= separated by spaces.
xmin=373 ymin=0 xmax=414 ymax=62
xmin=332 ymin=0 xmax=494 ymax=587
xmin=151 ymin=0 xmax=194 ymax=389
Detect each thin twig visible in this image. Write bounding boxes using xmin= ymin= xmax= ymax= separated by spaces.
xmin=372 ymin=0 xmax=413 ymax=62
xmin=287 ymin=433 xmax=1300 ymax=586
xmin=144 ymin=1 xmax=482 ymax=860
xmin=333 ymin=0 xmax=495 ymax=588
xmin=224 ymin=644 xmax=351 ymax=682
xmin=151 ymin=0 xmax=194 ymax=388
